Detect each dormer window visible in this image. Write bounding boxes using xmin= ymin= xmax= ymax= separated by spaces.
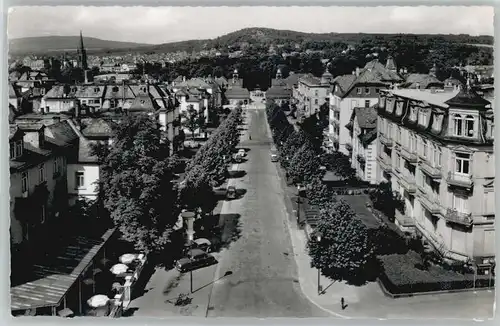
xmin=409 ymin=106 xmax=417 ymax=121
xmin=71 ymin=87 xmax=77 ymax=93
xmin=112 ymin=86 xmax=119 ymax=92
xmin=357 ymin=88 xmax=362 ymax=95
xmin=453 ymin=114 xmax=476 ymax=137
xmin=10 ymin=140 xmax=23 ymax=159
xmin=365 ymin=88 xmax=370 ymax=95
xmin=94 ymin=87 xmax=100 ymax=93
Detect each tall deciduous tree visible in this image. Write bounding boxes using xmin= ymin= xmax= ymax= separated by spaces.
xmin=308 ymin=200 xmax=376 ymax=285
xmin=320 ymin=152 xmax=356 ymax=180
xmin=280 ymin=130 xmax=308 ymax=169
xmin=288 ymin=141 xmax=320 ymax=184
xmin=305 ymin=176 xmax=334 ymax=207
xmin=181 ymin=105 xmax=204 ymax=141
xmin=97 ymin=115 xmax=179 ymax=254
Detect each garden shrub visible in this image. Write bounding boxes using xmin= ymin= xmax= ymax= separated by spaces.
xmin=379 ymin=251 xmax=495 ymax=294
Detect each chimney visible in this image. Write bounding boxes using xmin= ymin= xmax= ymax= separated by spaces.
xmin=352 ymin=70 xmax=355 ymax=75
xmin=183 ymin=76 xmax=186 ymax=82
xmin=356 ymin=67 xmax=360 ymax=77
xmin=416 ymin=82 xmax=420 ymax=90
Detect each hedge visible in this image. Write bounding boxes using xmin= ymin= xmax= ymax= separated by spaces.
xmin=379 ymin=251 xmax=495 ymax=294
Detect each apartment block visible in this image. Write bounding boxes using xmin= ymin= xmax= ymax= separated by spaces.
xmin=376 ymin=86 xmax=494 ymax=268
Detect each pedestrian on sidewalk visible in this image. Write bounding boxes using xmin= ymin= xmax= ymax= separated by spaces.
xmin=341 ymin=297 xmax=346 ymax=310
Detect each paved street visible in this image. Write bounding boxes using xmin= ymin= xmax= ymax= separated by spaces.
xmin=129 ymin=103 xmax=494 ymax=320
xmin=205 ymin=105 xmax=328 ymax=317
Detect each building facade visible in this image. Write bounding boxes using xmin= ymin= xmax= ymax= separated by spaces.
xmin=328 ymin=58 xmax=403 ymax=155
xmin=296 ymin=69 xmax=332 ymax=117
xmin=376 ymin=86 xmax=494 ymax=267
xmin=347 ymin=106 xmax=378 ymax=184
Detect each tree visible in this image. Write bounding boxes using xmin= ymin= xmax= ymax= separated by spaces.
xmin=369 ymin=182 xmax=405 ymax=221
xmin=97 ymin=115 xmax=179 ymax=254
xmin=288 ymin=141 xmax=320 ymax=184
xmin=308 ymin=200 xmax=377 ymax=285
xmin=305 ymin=176 xmax=334 ymax=207
xmin=181 ymin=105 xmax=204 ymax=141
xmin=320 ymin=152 xmax=356 ymax=180
xmin=180 ymin=164 xmax=217 ymax=213
xmin=280 ymin=130 xmax=308 ymax=169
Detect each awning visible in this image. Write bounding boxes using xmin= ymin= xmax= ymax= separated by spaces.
xmin=11 ymin=228 xmax=116 ymax=312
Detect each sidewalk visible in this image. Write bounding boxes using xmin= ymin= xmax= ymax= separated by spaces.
xmin=267 ymin=115 xmax=494 ymax=320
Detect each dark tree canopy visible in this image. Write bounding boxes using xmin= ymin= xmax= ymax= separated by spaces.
xmin=308 ymin=200 xmax=377 ymax=285
xmin=97 ymin=115 xmax=179 ymax=254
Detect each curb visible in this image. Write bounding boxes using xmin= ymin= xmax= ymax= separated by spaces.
xmin=377 ymin=278 xmax=495 ymax=299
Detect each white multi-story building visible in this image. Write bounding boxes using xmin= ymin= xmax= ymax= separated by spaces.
xmin=376 ymin=85 xmax=494 ymax=268
xmin=328 ymin=58 xmax=403 ymax=154
xmin=346 ymin=106 xmax=378 ymax=184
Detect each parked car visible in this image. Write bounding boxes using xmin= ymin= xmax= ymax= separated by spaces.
xmin=226 ymin=185 xmax=237 ymax=199
xmin=234 ymin=153 xmax=243 ymax=163
xmin=176 ymin=249 xmax=217 ymax=272
xmin=271 ymin=154 xmax=278 ymax=162
xmin=238 ymin=149 xmax=246 ymax=157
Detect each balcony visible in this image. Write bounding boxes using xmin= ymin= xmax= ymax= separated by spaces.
xmin=394 ymin=209 xmax=415 ymax=227
xmin=417 ymin=188 xmax=441 ymax=215
xmin=400 ymin=146 xmax=418 ymax=164
xmin=419 ymin=160 xmax=442 ymax=180
xmin=398 ymin=173 xmax=417 ymax=194
xmin=377 ymin=153 xmax=392 ymax=172
xmin=378 ymin=133 xmax=393 ymax=148
xmin=447 ymin=172 xmax=473 ymax=189
xmin=444 ymin=208 xmax=473 ymax=227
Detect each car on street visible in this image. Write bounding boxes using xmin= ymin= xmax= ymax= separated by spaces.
xmin=234 ymin=153 xmax=243 ymax=163
xmin=176 ymin=248 xmax=217 ymax=272
xmin=238 ymin=149 xmax=246 ymax=157
xmin=226 ymin=185 xmax=237 ymax=199
xmin=271 ymin=154 xmax=278 ymax=162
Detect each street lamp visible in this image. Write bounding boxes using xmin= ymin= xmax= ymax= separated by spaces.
xmin=316 ymin=233 xmax=323 ymax=295
xmin=181 ymin=211 xmax=196 ymax=293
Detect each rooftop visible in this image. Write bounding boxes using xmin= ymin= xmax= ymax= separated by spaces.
xmin=387 ymin=88 xmax=460 ymax=108
xmin=353 ymin=106 xmax=378 ymax=129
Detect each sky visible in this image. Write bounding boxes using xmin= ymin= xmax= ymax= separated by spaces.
xmin=8 ymin=6 xmax=495 ymax=44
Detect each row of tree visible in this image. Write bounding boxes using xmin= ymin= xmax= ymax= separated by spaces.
xmin=266 ymin=101 xmax=378 ymax=284
xmin=88 ymin=105 xmax=241 ymax=255
xmin=179 ymin=105 xmax=243 ymax=214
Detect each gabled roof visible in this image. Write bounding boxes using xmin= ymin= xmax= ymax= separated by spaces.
xmin=128 ymin=94 xmax=158 ymax=112
xmin=283 ymin=73 xmax=306 ymax=88
xmin=400 ymin=74 xmax=443 ymax=89
xmin=44 ymin=85 xmax=105 ymax=99
xmin=353 ymin=106 xmax=378 ymax=129
xmin=81 ymin=118 xmax=115 ymax=138
xmin=299 ymin=74 xmax=322 ymax=87
xmin=225 ymin=86 xmax=250 ymax=99
xmin=445 ymin=86 xmax=491 ymax=108
xmin=104 ymin=84 xmax=135 ymax=99
xmin=9 ymin=125 xmax=23 ymax=140
xmin=46 ymin=120 xmax=78 ymax=144
xmin=332 ymin=75 xmax=356 ymax=95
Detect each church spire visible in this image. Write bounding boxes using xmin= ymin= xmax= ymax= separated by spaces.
xmin=77 ymin=30 xmax=88 ymax=70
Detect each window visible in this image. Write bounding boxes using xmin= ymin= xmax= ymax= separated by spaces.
xmin=423 ymin=139 xmax=428 ymax=159
xmin=21 ymin=172 xmax=28 ymax=193
xmin=315 ymin=90 xmax=318 ymax=96
xmin=357 ymin=88 xmax=362 ymax=95
xmin=365 ymin=88 xmax=370 ymax=95
xmin=76 ymin=171 xmax=85 ymax=188
xmin=375 ymin=88 xmax=380 ymax=93
xmin=10 ymin=143 xmax=15 ymax=159
xmin=364 ymin=100 xmax=370 ymax=108
xmin=388 ymin=122 xmax=393 ymax=138
xmin=38 ymin=164 xmax=45 ymax=183
xmin=16 ymin=141 xmax=23 ymax=157
xmin=314 ymin=99 xmax=318 ymax=105
xmin=455 ymin=152 xmax=471 ymax=175
xmin=452 ymin=193 xmax=469 ymax=213
xmin=435 ymin=148 xmax=442 ymax=167
xmin=410 ymin=134 xmax=417 ymax=152
xmin=396 ymin=126 xmax=401 ymax=143
xmin=465 ymin=115 xmax=475 ymax=137
xmin=454 ymin=114 xmax=463 ymax=136
xmin=53 ymin=157 xmax=61 ymax=177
